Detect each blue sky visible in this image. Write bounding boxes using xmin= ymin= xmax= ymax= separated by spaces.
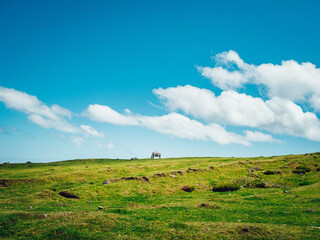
xmin=1 ymin=0 xmax=320 ymax=162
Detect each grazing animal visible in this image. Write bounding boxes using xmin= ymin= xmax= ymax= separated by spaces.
xmin=151 ymin=151 xmax=161 ymax=159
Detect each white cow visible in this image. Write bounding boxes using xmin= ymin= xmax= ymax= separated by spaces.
xmin=151 ymin=151 xmax=161 ymax=159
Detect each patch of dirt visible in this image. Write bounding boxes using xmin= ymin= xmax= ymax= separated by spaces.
xmin=197 ymin=203 xmax=219 ymax=209
xmin=181 ymin=185 xmax=195 ymax=192
xmin=153 ymin=173 xmax=167 ymax=177
xmin=121 ymin=176 xmax=138 ymax=180
xmin=0 ymin=179 xmax=8 ymax=187
xmin=139 ymin=176 xmax=150 ymax=182
xmin=58 ymin=191 xmax=79 ymax=199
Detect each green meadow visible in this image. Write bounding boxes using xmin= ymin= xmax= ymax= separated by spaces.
xmin=0 ymin=153 xmax=319 ymax=239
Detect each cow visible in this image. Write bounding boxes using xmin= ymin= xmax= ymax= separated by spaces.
xmin=151 ymin=151 xmax=161 ymax=159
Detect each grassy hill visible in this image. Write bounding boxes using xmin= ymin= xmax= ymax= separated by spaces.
xmin=0 ymin=153 xmax=319 ymax=239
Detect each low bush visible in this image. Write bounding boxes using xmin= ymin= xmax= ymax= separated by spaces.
xmin=247 ymin=179 xmax=267 ymax=188
xmin=212 ymin=182 xmax=240 ymax=192
xmin=293 ymin=165 xmax=311 ymax=174
xmin=296 ymin=165 xmax=311 ymax=172
xmin=263 ymin=170 xmax=275 ymax=175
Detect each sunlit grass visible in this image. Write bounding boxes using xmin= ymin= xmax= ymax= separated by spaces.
xmin=0 ymin=153 xmax=319 ymax=239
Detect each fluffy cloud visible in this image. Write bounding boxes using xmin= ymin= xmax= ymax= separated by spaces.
xmin=84 ymin=104 xmax=277 ymax=146
xmin=198 ymin=50 xmax=320 ymax=109
xmin=0 ymin=86 xmax=78 ymax=133
xmin=153 ymin=84 xmax=320 ymax=142
xmin=153 ymin=85 xmax=275 ymax=127
xmin=83 ymin=104 xmax=139 ymax=126
xmin=80 ymin=125 xmax=105 ymax=138
xmin=0 ymin=86 xmax=105 ymax=140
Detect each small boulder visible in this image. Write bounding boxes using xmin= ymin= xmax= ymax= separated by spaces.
xmin=307 ymin=209 xmax=314 ymax=212
xmin=102 ymin=180 xmax=110 ymax=184
xmin=98 ymin=206 xmax=104 ymax=210
xmin=87 ymin=201 xmax=92 ymax=204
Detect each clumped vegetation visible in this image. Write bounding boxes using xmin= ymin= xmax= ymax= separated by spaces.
xmin=292 ymin=165 xmax=311 ymax=174
xmin=211 ymin=182 xmax=240 ymax=192
xmin=0 ymin=153 xmax=319 ymax=239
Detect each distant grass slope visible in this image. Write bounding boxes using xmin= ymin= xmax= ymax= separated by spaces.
xmin=0 ymin=153 xmax=319 ymax=239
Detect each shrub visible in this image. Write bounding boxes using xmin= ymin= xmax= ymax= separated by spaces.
xmin=212 ymin=182 xmax=240 ymax=192
xmin=296 ymin=165 xmax=311 ymax=172
xmin=248 ymin=179 xmax=267 ymax=188
xmin=263 ymin=170 xmax=275 ymax=175
xmin=292 ymin=169 xmax=306 ymax=174
xmin=293 ymin=165 xmax=311 ymax=174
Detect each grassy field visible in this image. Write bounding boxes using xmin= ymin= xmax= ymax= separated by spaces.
xmin=0 ymin=153 xmax=319 ymax=239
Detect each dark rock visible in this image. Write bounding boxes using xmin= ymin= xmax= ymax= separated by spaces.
xmin=283 ymin=190 xmax=287 ymax=193
xmin=307 ymin=209 xmax=314 ymax=212
xmin=87 ymin=201 xmax=92 ymax=204
xmin=90 ymin=182 xmax=94 ymax=184
xmin=98 ymin=206 xmax=104 ymax=210
xmin=58 ymin=191 xmax=79 ymax=199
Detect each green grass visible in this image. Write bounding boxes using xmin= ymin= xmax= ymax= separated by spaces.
xmin=0 ymin=153 xmax=319 ymax=239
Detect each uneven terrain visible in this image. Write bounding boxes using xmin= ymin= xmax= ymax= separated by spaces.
xmin=0 ymin=153 xmax=320 ymax=239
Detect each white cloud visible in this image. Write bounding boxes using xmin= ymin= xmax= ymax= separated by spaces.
xmin=138 ymin=112 xmax=251 ymax=145
xmin=153 ymin=85 xmax=275 ymax=127
xmin=0 ymin=86 xmax=78 ymax=133
xmin=83 ymin=104 xmax=139 ymax=126
xmin=264 ymin=97 xmax=320 ymax=141
xmin=197 ymin=66 xmax=248 ymax=90
xmin=198 ymin=50 xmax=320 ymax=110
xmin=153 ymin=85 xmax=320 ymax=142
xmin=310 ymin=95 xmax=320 ymax=112
xmin=243 ymin=130 xmax=279 ymax=143
xmin=84 ymin=103 xmax=279 ymax=146
xmin=80 ymin=125 xmax=105 ymax=138
xmin=71 ymin=136 xmax=84 ymax=147
xmin=0 ymin=86 xmax=106 ymax=141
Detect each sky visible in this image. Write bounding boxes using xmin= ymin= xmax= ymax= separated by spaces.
xmin=1 ymin=0 xmax=320 ymax=162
